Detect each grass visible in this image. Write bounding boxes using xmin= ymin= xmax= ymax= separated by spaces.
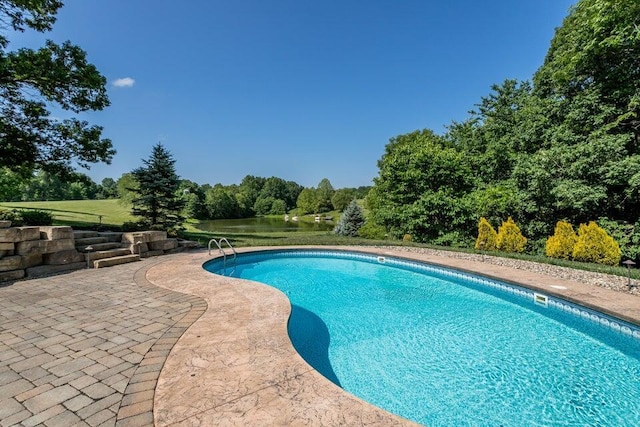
xmin=0 ymin=199 xmax=135 ymax=228
xmin=2 ymin=199 xmax=638 ymax=280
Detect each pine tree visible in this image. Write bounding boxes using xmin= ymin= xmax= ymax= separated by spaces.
xmin=131 ymin=143 xmax=185 ymax=234
xmin=334 ymin=200 xmax=365 ymax=237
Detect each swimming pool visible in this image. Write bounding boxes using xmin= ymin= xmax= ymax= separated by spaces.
xmin=204 ymin=250 xmax=640 ymax=426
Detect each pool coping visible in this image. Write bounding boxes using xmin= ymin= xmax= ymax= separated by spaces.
xmin=147 ymin=246 xmax=640 ymax=426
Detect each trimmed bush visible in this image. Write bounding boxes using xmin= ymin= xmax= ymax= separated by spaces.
xmin=402 ymin=234 xmax=413 ymax=242
xmin=545 ymin=220 xmax=578 ymax=260
xmin=496 ymin=217 xmax=527 ymax=253
xmin=475 ymin=217 xmax=497 ymax=251
xmin=20 ymin=209 xmax=53 ymax=226
xmin=572 ymin=221 xmax=622 ymax=266
xmin=0 ymin=209 xmax=53 ymax=226
xmin=0 ymin=209 xmax=23 ymax=226
xmin=358 ymin=221 xmax=387 ymax=240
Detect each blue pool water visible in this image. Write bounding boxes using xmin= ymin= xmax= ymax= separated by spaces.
xmin=204 ymin=250 xmax=640 ymax=426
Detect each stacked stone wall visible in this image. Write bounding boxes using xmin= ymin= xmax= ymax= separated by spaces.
xmin=0 ymin=224 xmax=199 ymax=282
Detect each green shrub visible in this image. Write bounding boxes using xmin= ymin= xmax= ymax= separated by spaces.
xmin=20 ymin=209 xmax=53 ymax=226
xmin=597 ymin=217 xmax=640 ymax=262
xmin=496 ymin=217 xmax=527 ymax=253
xmin=0 ymin=209 xmax=23 ymax=226
xmin=545 ymin=220 xmax=578 ymax=260
xmin=432 ymin=231 xmax=472 ymax=248
xmin=121 ymin=220 xmax=145 ymax=232
xmin=0 ymin=209 xmax=53 ymax=226
xmin=358 ymin=221 xmax=387 ymax=240
xmin=572 ymin=221 xmax=622 ymax=266
xmin=475 ymin=217 xmax=497 ymax=251
xmin=402 ymin=234 xmax=413 ymax=242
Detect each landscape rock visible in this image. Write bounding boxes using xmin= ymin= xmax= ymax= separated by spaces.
xmin=21 ymin=253 xmax=43 ymax=268
xmin=0 ymin=242 xmax=14 ymax=251
xmin=39 ymin=226 xmax=74 ymax=240
xmin=98 ymin=231 xmax=123 ymax=242
xmin=43 ymin=250 xmax=84 ymax=265
xmin=0 ymin=269 xmax=25 ymax=282
xmin=0 ymin=255 xmax=22 ymax=272
xmin=177 ymin=239 xmax=200 ymax=249
xmin=15 ymin=239 xmax=75 ymax=255
xmin=0 ymin=228 xmax=18 ymax=243
xmin=17 ymin=227 xmax=41 ymax=241
xmin=121 ymin=230 xmax=167 ymax=244
xmin=0 ymin=220 xmax=11 ymax=228
xmin=149 ymin=239 xmax=178 ymax=251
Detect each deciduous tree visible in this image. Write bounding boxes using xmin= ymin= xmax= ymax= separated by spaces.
xmin=0 ymin=0 xmax=114 ymax=176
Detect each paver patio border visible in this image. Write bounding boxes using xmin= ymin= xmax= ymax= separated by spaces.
xmin=114 ymin=265 xmax=208 ymax=427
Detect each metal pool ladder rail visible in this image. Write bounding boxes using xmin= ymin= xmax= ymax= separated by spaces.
xmin=208 ymin=238 xmax=237 ymax=275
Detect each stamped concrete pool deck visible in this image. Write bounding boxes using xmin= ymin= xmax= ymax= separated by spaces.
xmin=1 ymin=246 xmax=639 ymax=426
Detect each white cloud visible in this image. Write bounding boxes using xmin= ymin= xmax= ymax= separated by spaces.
xmin=112 ymin=77 xmax=135 ymax=88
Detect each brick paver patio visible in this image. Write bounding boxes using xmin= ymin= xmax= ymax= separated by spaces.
xmin=0 ymin=256 xmax=206 ymax=427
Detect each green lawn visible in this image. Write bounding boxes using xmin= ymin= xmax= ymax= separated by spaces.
xmin=0 ymin=199 xmax=134 ymax=228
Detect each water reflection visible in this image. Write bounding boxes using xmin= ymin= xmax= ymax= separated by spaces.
xmin=195 ymin=217 xmax=334 ymax=233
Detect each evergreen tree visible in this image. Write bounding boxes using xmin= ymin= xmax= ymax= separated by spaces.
xmin=334 ymin=200 xmax=365 ymax=237
xmin=131 ymin=143 xmax=185 ymax=233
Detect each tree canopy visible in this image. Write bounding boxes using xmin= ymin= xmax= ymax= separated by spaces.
xmin=368 ymin=0 xmax=640 ymax=254
xmin=0 ymin=0 xmax=114 ymax=176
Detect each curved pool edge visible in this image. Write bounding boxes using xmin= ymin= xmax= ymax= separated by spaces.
xmin=148 ymin=247 xmax=417 ymax=426
xmin=148 ymin=246 xmax=640 ymax=426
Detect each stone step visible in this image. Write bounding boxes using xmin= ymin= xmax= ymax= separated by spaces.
xmin=93 ymin=254 xmax=140 ymax=269
xmin=86 ymin=248 xmax=131 ymax=262
xmin=98 ymin=232 xmax=123 ymax=243
xmin=75 ymin=237 xmax=109 ymax=245
xmin=178 ymin=239 xmax=200 ymax=249
xmin=73 ymin=230 xmax=99 ymax=239
xmin=77 ymin=242 xmax=121 ymax=252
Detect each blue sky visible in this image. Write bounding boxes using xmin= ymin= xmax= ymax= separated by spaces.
xmin=13 ymin=0 xmax=575 ymax=189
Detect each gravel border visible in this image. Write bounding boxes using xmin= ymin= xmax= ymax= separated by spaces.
xmin=375 ymin=246 xmax=640 ymax=296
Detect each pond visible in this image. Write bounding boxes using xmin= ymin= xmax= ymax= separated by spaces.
xmin=195 ymin=217 xmax=335 ymax=233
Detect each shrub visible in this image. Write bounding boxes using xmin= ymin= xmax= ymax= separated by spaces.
xmin=20 ymin=209 xmax=53 ymax=226
xmin=0 ymin=209 xmax=23 ymax=226
xmin=475 ymin=217 xmax=497 ymax=251
xmin=432 ymin=231 xmax=472 ymax=248
xmin=121 ymin=221 xmax=145 ymax=232
xmin=572 ymin=221 xmax=622 ymax=266
xmin=545 ymin=220 xmax=578 ymax=260
xmin=334 ymin=200 xmax=365 ymax=237
xmin=597 ymin=217 xmax=640 ymax=262
xmin=358 ymin=221 xmax=387 ymax=240
xmin=496 ymin=217 xmax=527 ymax=253
xmin=402 ymin=234 xmax=413 ymax=242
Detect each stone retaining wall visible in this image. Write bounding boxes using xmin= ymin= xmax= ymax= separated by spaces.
xmin=0 ymin=223 xmax=199 ymax=282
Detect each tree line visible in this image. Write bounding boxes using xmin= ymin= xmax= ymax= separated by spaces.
xmin=0 ymin=163 xmax=369 ymax=219
xmin=367 ymin=0 xmax=640 ymax=260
